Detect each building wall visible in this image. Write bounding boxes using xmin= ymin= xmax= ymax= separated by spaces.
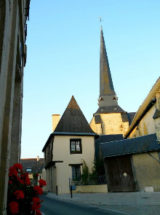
xmin=41 ymin=168 xmax=47 ymax=192
xmin=90 ymin=113 xmax=129 ymax=136
xmin=90 ymin=117 xmax=102 ymax=134
xmin=0 ymin=1 xmax=30 ymax=213
xmin=52 ymin=135 xmax=95 ymax=194
xmin=74 ymin=184 xmax=108 ymax=193
xmin=129 ymin=106 xmax=156 ymax=138
xmin=132 ymin=152 xmax=160 ymax=191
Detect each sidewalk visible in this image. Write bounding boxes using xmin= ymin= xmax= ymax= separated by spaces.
xmin=46 ymin=192 xmax=160 ymax=215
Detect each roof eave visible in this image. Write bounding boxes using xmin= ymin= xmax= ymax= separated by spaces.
xmin=125 ymin=77 xmax=160 ymax=138
xmin=53 ymin=132 xmax=96 ymax=136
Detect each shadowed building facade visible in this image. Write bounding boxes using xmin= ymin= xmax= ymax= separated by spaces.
xmin=0 ymin=0 xmax=30 ymax=213
xmin=90 ymin=28 xmax=135 ymax=136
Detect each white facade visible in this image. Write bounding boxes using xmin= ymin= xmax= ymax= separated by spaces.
xmin=45 ymin=135 xmax=95 ymax=194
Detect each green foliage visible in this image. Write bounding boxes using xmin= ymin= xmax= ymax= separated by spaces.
xmin=81 ymin=158 xmax=105 ymax=185
xmin=93 ymin=158 xmax=105 ymax=176
xmin=81 ymin=161 xmax=89 ymax=185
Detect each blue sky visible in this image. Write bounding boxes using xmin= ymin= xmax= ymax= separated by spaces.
xmin=22 ymin=0 xmax=160 ymax=158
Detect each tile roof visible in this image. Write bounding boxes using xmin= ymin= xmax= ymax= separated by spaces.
xmin=55 ymin=96 xmax=94 ymax=134
xmin=101 ymin=134 xmax=160 ymax=158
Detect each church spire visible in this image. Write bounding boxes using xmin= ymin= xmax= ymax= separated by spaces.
xmin=100 ymin=28 xmax=115 ymax=96
xmin=98 ymin=28 xmax=118 ymax=110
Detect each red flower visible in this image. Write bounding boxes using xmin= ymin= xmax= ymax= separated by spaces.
xmin=8 ymin=163 xmax=44 ymax=214
xmin=21 ymin=173 xmax=31 ymax=185
xmin=34 ymin=186 xmax=43 ymax=195
xmin=17 ymin=176 xmax=24 ymax=184
xmin=9 ymin=180 xmax=12 ymax=184
xmin=35 ymin=209 xmax=42 ymax=215
xmin=25 ymin=176 xmax=31 ymax=185
xmin=38 ymin=179 xmax=46 ymax=187
xmin=14 ymin=190 xmax=24 ymax=199
xmin=13 ymin=163 xmax=23 ymax=171
xmin=9 ymin=201 xmax=19 ymax=214
xmin=32 ymin=197 xmax=41 ymax=210
xmin=9 ymin=166 xmax=18 ymax=177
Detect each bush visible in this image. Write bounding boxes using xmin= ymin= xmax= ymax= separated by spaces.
xmin=81 ymin=161 xmax=89 ymax=185
xmin=7 ymin=163 xmax=46 ymax=215
xmin=81 ymin=159 xmax=105 ymax=185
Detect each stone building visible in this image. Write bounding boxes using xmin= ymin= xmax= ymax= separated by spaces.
xmin=0 ymin=0 xmax=30 ymax=213
xmin=90 ymin=28 xmax=135 ymax=136
xmin=42 ymin=96 xmax=95 ymax=194
xmin=101 ymin=77 xmax=160 ymax=192
xmin=125 ymin=77 xmax=160 ymax=139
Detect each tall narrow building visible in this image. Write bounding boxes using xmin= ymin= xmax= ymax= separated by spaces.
xmin=42 ymin=96 xmax=95 ymax=193
xmin=90 ymin=28 xmax=133 ymax=135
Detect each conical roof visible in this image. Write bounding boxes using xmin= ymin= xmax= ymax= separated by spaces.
xmin=55 ymin=96 xmax=94 ymax=134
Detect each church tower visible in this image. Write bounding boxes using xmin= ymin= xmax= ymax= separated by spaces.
xmin=90 ymin=28 xmax=131 ymax=135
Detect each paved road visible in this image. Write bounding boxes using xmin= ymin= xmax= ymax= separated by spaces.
xmin=41 ymin=195 xmax=126 ymax=215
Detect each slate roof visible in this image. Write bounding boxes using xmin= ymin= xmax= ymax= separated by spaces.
xmin=127 ymin=112 xmax=136 ymax=125
xmin=54 ymin=96 xmax=95 ymax=134
xmin=101 ymin=134 xmax=160 ymax=158
xmin=96 ymin=134 xmax=123 ymax=144
xmin=20 ymin=158 xmax=44 ymax=173
xmin=95 ymin=134 xmax=123 ymax=159
xmin=96 ymin=105 xmax=125 ymax=114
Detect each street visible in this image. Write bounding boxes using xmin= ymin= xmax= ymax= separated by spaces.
xmin=41 ymin=195 xmax=125 ymax=215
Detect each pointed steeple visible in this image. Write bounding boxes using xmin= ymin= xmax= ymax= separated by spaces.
xmin=100 ymin=28 xmax=115 ymax=96
xmin=55 ymin=96 xmax=94 ymax=133
xmin=96 ymin=28 xmax=125 ymax=113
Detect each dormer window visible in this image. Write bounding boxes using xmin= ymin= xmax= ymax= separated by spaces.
xmin=70 ymin=139 xmax=82 ymax=154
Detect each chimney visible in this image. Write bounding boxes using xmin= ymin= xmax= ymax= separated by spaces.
xmin=52 ymin=114 xmax=60 ymax=131
xmin=154 ymin=92 xmax=160 ymax=142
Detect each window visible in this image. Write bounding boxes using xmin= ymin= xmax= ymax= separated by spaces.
xmin=72 ymin=165 xmax=81 ymax=181
xmin=26 ymin=168 xmax=32 ymax=172
xmin=70 ymin=139 xmax=82 ymax=154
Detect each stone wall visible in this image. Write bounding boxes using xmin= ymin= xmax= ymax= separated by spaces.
xmin=90 ymin=113 xmax=129 ymax=136
xmin=128 ymin=106 xmax=156 ymax=138
xmin=74 ymin=184 xmax=108 ymax=193
xmin=132 ymin=152 xmax=160 ymax=191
